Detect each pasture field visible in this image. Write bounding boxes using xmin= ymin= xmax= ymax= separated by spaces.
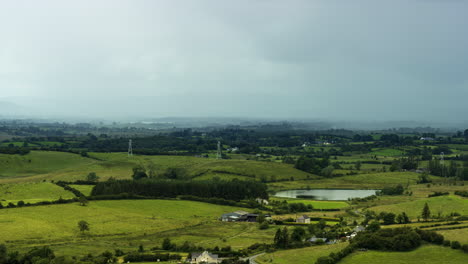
xmin=0 ymin=199 xmax=277 ymax=255
xmin=368 ymin=195 xmax=468 ymax=219
xmin=270 ymin=197 xmax=349 ymax=209
xmin=436 ymin=228 xmax=468 ymax=244
xmin=256 ymin=243 xmax=348 ymax=264
xmin=369 ymin=148 xmax=406 ymax=157
xmin=0 ymin=151 xmax=94 ymax=180
xmin=267 ymin=172 xmax=424 ymax=191
xmin=0 ymin=182 xmax=75 ymax=204
xmin=0 ymin=151 xmax=313 ymax=183
xmin=339 ymin=245 xmax=467 ymax=264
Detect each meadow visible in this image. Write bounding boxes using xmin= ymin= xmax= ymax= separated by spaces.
xmin=0 ymin=151 xmax=313 ymax=184
xmin=256 ymin=243 xmax=348 ymax=264
xmin=338 ymin=245 xmax=467 ymax=264
xmin=0 ymin=199 xmax=277 ymax=255
xmin=0 ymin=182 xmax=75 ymax=204
xmin=368 ymin=195 xmax=468 ymax=219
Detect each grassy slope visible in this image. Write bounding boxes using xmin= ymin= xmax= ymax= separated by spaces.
xmin=270 ymin=197 xmax=349 ymax=209
xmin=0 ymin=182 xmax=75 ymax=204
xmin=0 ymin=199 xmax=278 ymax=255
xmin=0 ymin=151 xmax=94 ymax=180
xmin=368 ymin=195 xmax=468 ymax=219
xmin=0 ymin=151 xmax=313 ymax=183
xmin=267 ymin=172 xmax=424 ymax=191
xmin=436 ymin=228 xmax=468 ymax=244
xmin=339 ymin=245 xmax=467 ymax=264
xmin=256 ymin=243 xmax=348 ymax=264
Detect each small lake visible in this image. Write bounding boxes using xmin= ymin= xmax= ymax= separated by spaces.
xmin=274 ymin=189 xmax=378 ymax=201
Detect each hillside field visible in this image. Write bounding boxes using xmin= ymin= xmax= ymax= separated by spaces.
xmin=339 ymin=245 xmax=467 ymax=264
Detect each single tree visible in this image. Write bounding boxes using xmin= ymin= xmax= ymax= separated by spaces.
xmin=355 ymin=161 xmax=362 ymax=171
xmin=79 ymin=196 xmax=89 ymax=206
xmin=86 ymin=172 xmax=99 ymax=182
xmin=162 ymin=238 xmax=172 ymax=250
xmin=78 ymin=220 xmax=90 ymax=233
xmin=367 ymin=221 xmax=381 ymax=232
xmin=422 ymin=202 xmax=431 ymax=221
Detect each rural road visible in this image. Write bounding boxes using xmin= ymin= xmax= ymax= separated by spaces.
xmin=248 ymin=253 xmax=265 ymax=264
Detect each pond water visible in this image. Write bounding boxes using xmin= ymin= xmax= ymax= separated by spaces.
xmin=274 ymin=189 xmax=378 ymax=201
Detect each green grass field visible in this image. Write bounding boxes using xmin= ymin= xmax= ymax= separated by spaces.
xmin=0 ymin=151 xmax=94 ymax=181
xmin=0 ymin=151 xmax=313 ymax=184
xmin=270 ymin=197 xmax=349 ymax=209
xmin=436 ymin=228 xmax=468 ymax=244
xmin=0 ymin=182 xmax=75 ymax=204
xmin=369 ymin=148 xmax=406 ymax=157
xmin=256 ymin=243 xmax=348 ymax=264
xmin=368 ymin=195 xmax=468 ymax=219
xmin=0 ymin=199 xmax=277 ymax=255
xmin=267 ymin=172 xmax=424 ymax=190
xmin=339 ymin=245 xmax=467 ymax=264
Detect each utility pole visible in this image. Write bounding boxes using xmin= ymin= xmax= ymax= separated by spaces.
xmin=128 ymin=139 xmax=133 ymax=157
xmin=216 ymin=141 xmax=221 ymax=159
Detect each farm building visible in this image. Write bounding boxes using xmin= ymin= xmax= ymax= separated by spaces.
xmin=296 ymin=215 xmax=311 ymax=224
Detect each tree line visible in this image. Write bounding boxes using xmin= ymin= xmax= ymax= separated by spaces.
xmin=91 ymin=179 xmax=268 ymax=201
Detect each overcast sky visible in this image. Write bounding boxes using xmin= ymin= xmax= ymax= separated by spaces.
xmin=0 ymin=0 xmax=467 ymax=122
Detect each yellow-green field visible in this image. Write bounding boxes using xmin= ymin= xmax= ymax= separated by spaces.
xmin=0 ymin=182 xmax=75 ymax=204
xmin=0 ymin=151 xmax=313 ymax=184
xmin=0 ymin=199 xmax=276 ymax=255
xmin=339 ymin=245 xmax=467 ymax=264
xmin=256 ymin=243 xmax=348 ymax=264
xmin=270 ymin=197 xmax=349 ymax=209
xmin=368 ymin=195 xmax=468 ymax=219
xmin=436 ymin=228 xmax=468 ymax=244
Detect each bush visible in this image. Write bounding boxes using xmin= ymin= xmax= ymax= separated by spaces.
xmin=443 ymin=240 xmax=451 ymax=247
xmin=451 ymin=241 xmax=461 ymax=249
xmin=259 ymin=221 xmax=269 ymax=230
xmin=461 ymin=244 xmax=468 ymax=253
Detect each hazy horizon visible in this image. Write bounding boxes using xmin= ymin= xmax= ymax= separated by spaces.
xmin=1 ymin=1 xmax=468 ymax=123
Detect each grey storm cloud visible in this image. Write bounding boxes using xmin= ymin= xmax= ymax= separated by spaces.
xmin=0 ymin=0 xmax=467 ymax=122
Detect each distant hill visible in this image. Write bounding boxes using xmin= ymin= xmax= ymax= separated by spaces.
xmin=0 ymin=100 xmax=29 ymax=117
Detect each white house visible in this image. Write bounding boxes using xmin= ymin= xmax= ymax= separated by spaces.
xmin=189 ymin=251 xmax=219 ymax=264
xmin=296 ymin=215 xmax=311 ymax=224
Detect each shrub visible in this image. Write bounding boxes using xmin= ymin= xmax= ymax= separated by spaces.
xmin=461 ymin=244 xmax=468 ymax=253
xmin=443 ymin=240 xmax=451 ymax=247
xmin=451 ymin=241 xmax=461 ymax=249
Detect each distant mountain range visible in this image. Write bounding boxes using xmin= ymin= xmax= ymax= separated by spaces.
xmin=0 ymin=101 xmax=28 ymax=117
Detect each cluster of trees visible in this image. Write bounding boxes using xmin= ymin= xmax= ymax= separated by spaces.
xmin=0 ymin=146 xmax=30 ymax=155
xmin=353 ymin=227 xmax=421 ymax=251
xmin=131 ymin=165 xmax=189 ymax=180
xmin=390 ymin=157 xmax=418 ymax=171
xmin=378 ymin=184 xmax=405 ymax=196
xmin=91 ymin=179 xmax=268 ymax=201
xmin=270 ymin=200 xmax=313 ymax=214
xmin=294 ymin=156 xmax=332 ymax=176
xmin=429 ymin=159 xmax=468 ymax=180
xmin=0 ymin=245 xmax=117 ymax=264
xmin=454 ymin=190 xmax=468 ymax=197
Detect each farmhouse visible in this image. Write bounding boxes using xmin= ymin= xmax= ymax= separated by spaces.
xmin=221 ymin=211 xmax=246 ymax=222
xmin=256 ymin=198 xmax=269 ymax=205
xmin=189 ymin=251 xmax=219 ymax=264
xmin=296 ymin=215 xmax=311 ymax=224
xmin=220 ymin=211 xmax=268 ymax=222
